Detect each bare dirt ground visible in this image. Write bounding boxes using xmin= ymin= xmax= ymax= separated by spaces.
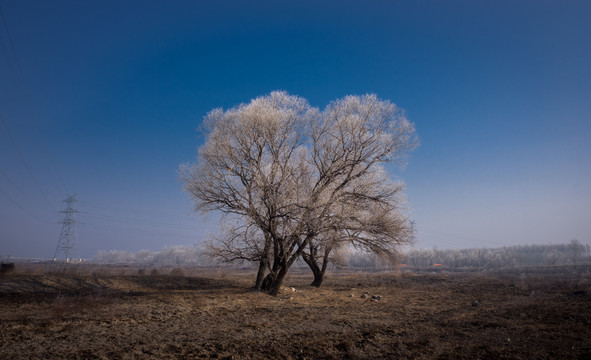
xmin=1 ymin=263 xmax=590 ymax=359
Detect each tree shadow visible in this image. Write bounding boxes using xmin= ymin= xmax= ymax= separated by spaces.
xmin=127 ymin=275 xmax=238 ymax=291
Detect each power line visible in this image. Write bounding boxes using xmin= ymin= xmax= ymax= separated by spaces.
xmin=82 ymin=211 xmax=200 ymax=231
xmin=82 ymin=200 xmax=205 ymax=230
xmin=0 ymin=186 xmax=53 ymax=223
xmin=84 ymin=200 xmax=192 ymax=220
xmin=415 ymin=227 xmax=478 ymax=248
xmin=83 ymin=221 xmax=199 ymax=240
xmin=419 ymin=225 xmax=477 ymax=243
xmin=0 ymin=6 xmax=66 ymax=195
xmin=0 ymin=167 xmax=29 ymax=199
xmin=0 ymin=111 xmax=56 ymax=211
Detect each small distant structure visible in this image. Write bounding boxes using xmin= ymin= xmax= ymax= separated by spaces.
xmin=433 ymin=264 xmax=442 ymax=267
xmin=53 ymin=195 xmax=81 ymax=262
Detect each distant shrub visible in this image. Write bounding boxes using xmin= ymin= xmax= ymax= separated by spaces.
xmin=0 ymin=262 xmax=15 ymax=274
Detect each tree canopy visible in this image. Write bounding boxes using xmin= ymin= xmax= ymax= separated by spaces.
xmin=181 ymin=91 xmax=418 ymax=295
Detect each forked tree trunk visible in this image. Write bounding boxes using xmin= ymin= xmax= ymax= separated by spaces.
xmin=260 ymin=235 xmax=315 ymax=295
xmin=260 ymin=271 xmax=276 ymax=291
xmin=310 ymin=269 xmax=324 ymax=287
xmin=260 ymin=261 xmax=289 ymax=296
xmin=303 ymin=254 xmax=324 ymax=287
xmin=267 ymin=266 xmax=288 ymax=296
xmin=303 ymin=246 xmax=331 ymax=288
xmin=254 ymin=236 xmax=272 ymax=290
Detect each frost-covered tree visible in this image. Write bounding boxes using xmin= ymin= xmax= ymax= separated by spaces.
xmin=568 ymin=239 xmax=585 ymax=265
xmin=93 ymin=246 xmax=201 ymax=265
xmin=181 ymin=91 xmax=417 ymax=295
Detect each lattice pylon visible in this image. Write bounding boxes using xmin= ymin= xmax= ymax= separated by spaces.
xmin=53 ymin=194 xmax=80 ymax=262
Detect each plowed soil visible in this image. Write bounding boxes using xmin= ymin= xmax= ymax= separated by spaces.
xmin=1 ymin=264 xmax=590 ymax=359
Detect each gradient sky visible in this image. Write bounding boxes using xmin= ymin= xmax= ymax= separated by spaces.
xmin=1 ymin=0 xmax=589 ymax=259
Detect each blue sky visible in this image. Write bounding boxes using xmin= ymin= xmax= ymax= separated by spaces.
xmin=1 ymin=0 xmax=589 ymax=258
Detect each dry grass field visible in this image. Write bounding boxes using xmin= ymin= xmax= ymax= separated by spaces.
xmin=1 ymin=263 xmax=590 ymax=359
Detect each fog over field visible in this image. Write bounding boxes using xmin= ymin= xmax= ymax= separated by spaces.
xmin=1 ymin=1 xmax=589 ymax=260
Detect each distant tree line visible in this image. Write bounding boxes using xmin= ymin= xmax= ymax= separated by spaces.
xmin=93 ymin=246 xmax=203 ymax=265
xmin=346 ymin=240 xmax=590 ymax=270
xmin=93 ymin=241 xmax=590 ymax=271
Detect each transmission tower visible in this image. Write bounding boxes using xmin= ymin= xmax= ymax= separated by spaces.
xmin=53 ymin=194 xmax=81 ymax=262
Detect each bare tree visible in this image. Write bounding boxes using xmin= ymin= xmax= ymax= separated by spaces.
xmin=181 ymin=91 xmax=417 ymax=295
xmin=301 ymin=231 xmax=342 ymax=287
xmin=568 ymin=239 xmax=585 ymax=265
xmin=203 ymin=215 xmax=272 ymax=289
xmin=301 ymin=168 xmax=412 ymax=286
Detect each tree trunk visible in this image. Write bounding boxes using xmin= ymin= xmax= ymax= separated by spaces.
xmin=260 ymin=271 xmax=276 ymax=291
xmin=261 ymin=235 xmax=313 ymax=296
xmin=310 ymin=269 xmax=324 ymax=287
xmin=254 ymin=259 xmax=267 ymax=290
xmin=268 ymin=266 xmax=288 ymax=296
xmin=302 ymin=243 xmax=332 ymax=288
xmin=254 ymin=235 xmax=272 ymax=290
xmin=302 ymin=254 xmax=324 ymax=287
xmin=260 ymin=263 xmax=289 ymax=296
